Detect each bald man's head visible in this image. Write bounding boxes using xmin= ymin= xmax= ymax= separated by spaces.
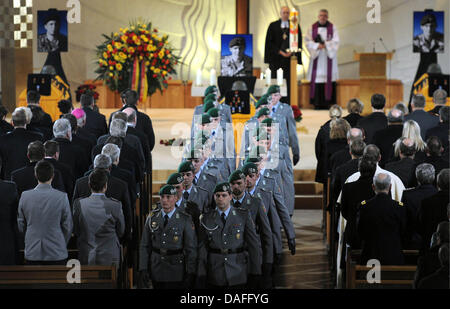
xmin=373 ymin=173 xmax=391 ymax=194
xmin=281 ymin=6 xmax=290 ymax=21
xmin=347 ymin=128 xmax=364 ymax=143
xmin=399 ymin=137 xmax=416 ymax=158
xmin=122 ymin=107 xmax=137 ymax=125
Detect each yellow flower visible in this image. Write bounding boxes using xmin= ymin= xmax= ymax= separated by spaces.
xmin=109 ymin=66 xmax=114 ymax=71
xmin=162 ymin=71 xmax=167 ymax=76
xmin=146 ymin=45 xmax=152 ymax=51
xmin=121 ymin=35 xmax=127 ymax=43
xmin=116 ymin=63 xmax=123 ymax=71
xmin=114 ymin=32 xmax=119 ymax=37
xmin=145 ymin=61 xmax=150 ymax=66
xmin=142 ymin=24 xmax=147 ymax=29
xmin=168 ymin=54 xmax=172 ymax=59
xmin=114 ymin=42 xmax=122 ymax=49
xmin=150 ymin=66 xmax=155 ymax=71
xmin=131 ymin=26 xmax=135 ymax=30
xmin=103 ymin=52 xmax=108 ymax=59
xmin=107 ymin=44 xmax=113 ymax=52
xmin=114 ymin=55 xmax=120 ymax=61
xmin=119 ymin=52 xmax=126 ymax=59
xmin=139 ymin=55 xmax=143 ymax=61
xmin=109 ymin=72 xmax=114 ymax=77
xmin=128 ymin=47 xmax=135 ymax=54
xmin=155 ymin=68 xmax=161 ymax=74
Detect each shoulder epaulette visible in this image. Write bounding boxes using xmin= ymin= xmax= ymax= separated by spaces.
xmin=361 ymin=200 xmax=366 ymax=206
xmin=398 ymin=201 xmax=404 ymax=207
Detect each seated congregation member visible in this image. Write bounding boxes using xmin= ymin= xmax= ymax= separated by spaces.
xmin=417 ymin=243 xmax=449 ymax=289
xmin=340 ymin=156 xmax=377 ymax=250
xmin=17 ymin=160 xmax=72 ymax=265
xmin=401 ymin=163 xmax=438 ymax=250
xmin=27 ymin=104 xmax=53 ymax=141
xmin=73 ymin=169 xmax=125 ymax=267
xmin=315 ymin=104 xmax=343 ymax=184
xmin=11 ymin=141 xmax=65 ymax=196
xmin=57 ymin=99 xmax=73 ymax=118
xmin=423 ymin=136 xmax=449 ymax=178
xmin=356 ymin=94 xmax=388 ymax=144
xmin=26 ymin=90 xmax=52 ymax=129
xmin=394 ymin=102 xmax=409 ymax=116
xmin=385 ymin=138 xmax=417 ymax=188
xmin=73 ymin=154 xmax=132 ymax=245
xmin=343 ymin=98 xmax=364 ymax=128
xmin=346 ymin=144 xmax=405 ymax=201
xmin=52 ymin=118 xmax=89 ymax=179
xmin=43 ymin=140 xmax=75 ymax=202
xmin=357 ymin=173 xmax=406 ymax=265
xmin=418 ymin=169 xmax=450 ymax=251
xmin=325 ymin=118 xmax=351 ymax=176
xmin=0 ymin=160 xmax=19 ymax=265
xmin=0 ymin=104 xmax=13 ymax=134
xmin=426 ymin=105 xmax=450 ymax=152
xmin=118 ymin=89 xmax=155 ymax=156
xmin=329 ymin=127 xmax=364 ymax=172
xmin=80 ymin=93 xmax=107 ymax=139
xmin=138 ymin=185 xmax=197 ymax=289
xmin=71 ymin=108 xmax=97 ymax=147
xmin=405 ymin=94 xmax=439 ymax=140
xmin=429 ymin=89 xmax=448 ymax=116
xmin=61 ymin=113 xmax=92 ymax=164
xmin=0 ymin=107 xmax=44 ymax=180
xmin=197 ymin=183 xmax=261 ymax=289
xmin=177 ymin=161 xmax=210 ymax=213
xmin=372 ymin=108 xmax=404 ymax=167
xmin=229 ymin=170 xmax=273 ymax=289
xmin=398 ymin=120 xmax=428 ymax=163
xmin=415 ymin=222 xmax=449 ymax=288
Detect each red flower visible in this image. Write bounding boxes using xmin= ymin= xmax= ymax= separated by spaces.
xmin=158 ymin=42 xmax=163 ymax=47
xmin=154 ymin=29 xmax=158 ymax=33
xmin=153 ymin=74 xmax=157 ymax=78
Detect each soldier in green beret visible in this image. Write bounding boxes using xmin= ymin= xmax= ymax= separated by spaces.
xmin=256 ymin=107 xmax=271 ymax=122
xmin=138 ymin=185 xmax=197 ymax=289
xmin=197 ymin=182 xmax=261 ymax=288
xmin=177 ymin=162 xmax=211 ymax=214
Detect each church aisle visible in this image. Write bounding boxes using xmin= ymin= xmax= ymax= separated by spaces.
xmin=274 ymin=210 xmax=333 ymax=289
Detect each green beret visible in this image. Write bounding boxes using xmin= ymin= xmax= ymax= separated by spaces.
xmin=159 ymin=184 xmax=177 ymax=196
xmin=261 ymin=118 xmax=277 ymax=126
xmin=252 ymin=126 xmax=269 ymax=140
xmin=203 ymin=102 xmax=215 ymax=113
xmin=204 ymin=85 xmax=217 ymax=97
xmin=204 ymin=93 xmax=216 ymax=103
xmin=207 ymin=107 xmax=219 ymax=118
xmin=266 ymin=85 xmax=281 ymax=95
xmin=200 ymin=113 xmax=211 ymax=125
xmin=228 ymin=170 xmax=245 ymax=183
xmin=214 ymin=182 xmax=231 ymax=194
xmin=187 ymin=148 xmax=203 ymax=160
xmin=242 ymin=163 xmax=258 ymax=176
xmin=178 ymin=161 xmax=195 ymax=173
xmin=167 ymin=173 xmax=184 ymax=185
xmin=245 ymin=156 xmax=262 ymax=164
xmin=229 ymin=36 xmax=246 ymax=48
xmin=255 ymin=95 xmax=269 ymax=109
xmin=256 ymin=107 xmax=270 ymax=119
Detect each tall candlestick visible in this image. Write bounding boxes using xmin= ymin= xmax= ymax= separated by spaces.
xmin=277 ymin=68 xmax=283 ymax=86
xmin=196 ymin=69 xmax=202 ymax=86
xmin=210 ymin=69 xmax=216 ymax=86
xmin=265 ymin=68 xmax=271 ymax=86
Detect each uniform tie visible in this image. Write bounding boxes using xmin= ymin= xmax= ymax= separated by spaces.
xmin=164 ymin=214 xmax=169 ymax=228
xmin=183 ymin=190 xmax=189 ymax=201
xmin=221 ymin=213 xmax=226 ymax=226
xmin=234 ymin=201 xmax=242 ymax=208
xmin=193 ymin=177 xmax=198 ymax=185
xmin=272 ymin=107 xmax=276 ymax=113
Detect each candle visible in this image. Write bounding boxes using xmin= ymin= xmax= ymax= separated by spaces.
xmin=265 ymin=68 xmax=271 ymax=86
xmin=210 ymin=69 xmax=216 ymax=86
xmin=260 ymin=72 xmax=264 ymax=80
xmin=196 ymin=69 xmax=202 ymax=86
xmin=277 ymin=68 xmax=283 ymax=86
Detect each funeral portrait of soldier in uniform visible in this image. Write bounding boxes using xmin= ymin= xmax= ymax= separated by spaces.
xmin=413 ymin=11 xmax=444 ymax=53
xmin=221 ymin=35 xmax=253 ymax=77
xmin=37 ymin=10 xmax=68 ymax=53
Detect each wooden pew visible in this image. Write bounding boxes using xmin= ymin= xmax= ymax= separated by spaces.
xmin=0 ymin=265 xmax=117 ymax=289
xmin=346 ymin=249 xmax=419 ymax=289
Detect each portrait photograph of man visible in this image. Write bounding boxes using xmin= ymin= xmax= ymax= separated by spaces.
xmin=413 ymin=11 xmax=444 ymax=53
xmin=37 ymin=10 xmax=68 ymax=53
xmin=221 ymin=34 xmax=253 ymax=77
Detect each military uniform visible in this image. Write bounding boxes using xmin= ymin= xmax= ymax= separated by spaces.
xmin=197 ymin=205 xmax=262 ymax=287
xmin=139 ymin=186 xmax=197 ymax=289
xmin=181 ymin=184 xmax=210 ymax=214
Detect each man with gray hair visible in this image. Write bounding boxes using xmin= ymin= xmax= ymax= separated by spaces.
xmin=385 ymin=138 xmax=417 ymax=187
xmin=330 ymin=127 xmax=364 ymax=171
xmin=405 ymin=94 xmax=439 ymax=139
xmin=429 ymin=89 xmax=448 ymax=116
xmin=401 ymin=163 xmax=438 ymax=249
xmin=426 ymin=105 xmax=450 ymax=152
xmin=72 ymin=154 xmax=132 ymax=245
xmin=418 ymin=168 xmax=450 ymax=251
xmin=52 ymin=118 xmax=89 ymax=178
xmin=357 ymin=173 xmax=406 ymax=265
xmin=373 ymin=108 xmax=405 ymax=166
xmin=0 ymin=107 xmax=44 ymax=179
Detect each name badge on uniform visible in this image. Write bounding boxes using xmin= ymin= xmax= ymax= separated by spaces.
xmin=282 ymin=33 xmax=287 ymax=40
xmin=236 ymin=233 xmax=241 ymax=240
xmin=173 ymin=236 xmax=179 ymax=242
xmin=151 ymin=221 xmax=159 ymax=231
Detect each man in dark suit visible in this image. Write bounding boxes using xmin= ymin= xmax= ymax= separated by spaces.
xmin=373 ymin=108 xmax=404 ymax=167
xmin=0 ymin=159 xmax=19 ymax=265
xmin=0 ymin=105 xmax=13 ymax=135
xmin=73 ymin=154 xmax=132 ymax=244
xmin=80 ymin=94 xmax=107 ymax=139
xmin=401 ymin=163 xmax=438 ymax=250
xmin=0 ymin=107 xmax=44 ymax=179
xmin=264 ymin=6 xmax=302 ymax=105
xmin=43 ymin=140 xmax=75 ymax=202
xmin=61 ymin=113 xmax=92 ymax=165
xmin=428 ymin=89 xmax=447 ymax=117
xmin=418 ymin=168 xmax=449 ymax=251
xmin=52 ymin=118 xmax=89 ymax=179
xmin=426 ymin=105 xmax=450 ymax=152
xmin=385 ymin=138 xmax=417 ymax=188
xmin=405 ymin=94 xmax=439 ymax=140
xmin=11 ymin=141 xmax=65 ymax=196
xmin=423 ymin=136 xmax=449 ymax=178
xmin=330 ymin=127 xmax=364 ymax=172
xmin=356 ymin=94 xmax=388 ymax=144
xmin=71 ymin=108 xmax=98 ymax=147
xmin=417 ymin=243 xmax=449 ymax=289
xmin=357 ymin=173 xmax=406 ymax=265
xmin=26 ymin=90 xmax=52 ymax=129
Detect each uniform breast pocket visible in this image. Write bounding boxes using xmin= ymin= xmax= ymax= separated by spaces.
xmin=232 ymin=225 xmax=243 ymax=245
xmin=169 ymin=228 xmax=182 ymax=247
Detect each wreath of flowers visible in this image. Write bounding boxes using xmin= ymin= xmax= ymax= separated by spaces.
xmin=75 ymin=84 xmax=99 ymax=102
xmin=291 ymin=105 xmax=303 ymax=123
xmin=95 ymin=21 xmax=180 ymax=100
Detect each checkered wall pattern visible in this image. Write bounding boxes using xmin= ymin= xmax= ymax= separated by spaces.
xmin=0 ymin=0 xmax=33 ymax=48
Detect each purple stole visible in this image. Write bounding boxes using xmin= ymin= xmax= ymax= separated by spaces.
xmin=310 ymin=22 xmax=334 ymax=101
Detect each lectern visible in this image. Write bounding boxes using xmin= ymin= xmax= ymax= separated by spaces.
xmin=354 ymin=52 xmax=393 ymax=115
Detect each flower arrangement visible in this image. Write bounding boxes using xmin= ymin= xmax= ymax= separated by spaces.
xmin=95 ymin=21 xmax=180 ymax=102
xmin=75 ymin=84 xmax=99 ymax=102
xmin=160 ymin=138 xmax=184 ymax=147
xmin=291 ymin=105 xmax=303 ymax=122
